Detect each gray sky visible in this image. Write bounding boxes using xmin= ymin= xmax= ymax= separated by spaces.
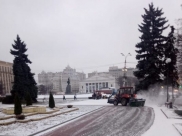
xmin=0 ymin=0 xmax=181 ymax=80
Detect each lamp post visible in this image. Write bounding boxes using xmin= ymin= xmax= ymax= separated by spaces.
xmin=121 ymin=53 xmax=131 ymax=87
xmin=166 ymin=58 xmax=171 ymax=102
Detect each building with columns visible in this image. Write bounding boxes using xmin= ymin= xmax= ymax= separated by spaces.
xmin=79 ymin=73 xmax=118 ymax=93
xmin=0 ymin=60 xmax=14 ymax=95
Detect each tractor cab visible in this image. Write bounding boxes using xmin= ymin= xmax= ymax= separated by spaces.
xmin=113 ymin=86 xmax=145 ymax=107
xmin=116 ymin=87 xmax=136 ymax=99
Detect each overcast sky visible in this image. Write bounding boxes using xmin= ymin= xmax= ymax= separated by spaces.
xmin=0 ymin=0 xmax=181 ymax=80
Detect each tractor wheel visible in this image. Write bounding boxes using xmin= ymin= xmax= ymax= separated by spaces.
xmin=113 ymin=100 xmax=118 ymax=106
xmin=121 ymin=98 xmax=127 ymax=106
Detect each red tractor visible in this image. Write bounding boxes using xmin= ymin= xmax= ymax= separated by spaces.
xmin=113 ymin=87 xmax=145 ymax=106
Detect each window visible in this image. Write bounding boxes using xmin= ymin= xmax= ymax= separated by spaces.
xmin=106 ymin=82 xmax=108 ymax=88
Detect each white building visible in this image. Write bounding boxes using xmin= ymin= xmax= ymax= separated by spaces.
xmin=61 ymin=65 xmax=86 ymax=93
xmin=79 ymin=73 xmax=118 ymax=93
xmin=108 ymin=66 xmax=136 ymax=78
xmin=52 ymin=72 xmax=62 ymax=94
xmin=38 ymin=65 xmax=86 ymax=94
xmin=38 ymin=71 xmax=62 ymax=93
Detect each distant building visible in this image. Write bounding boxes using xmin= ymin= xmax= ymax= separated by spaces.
xmin=61 ymin=65 xmax=86 ymax=93
xmin=79 ymin=72 xmax=117 ymax=93
xmin=108 ymin=66 xmax=136 ymax=78
xmin=88 ymin=71 xmax=110 ymax=78
xmin=0 ymin=60 xmax=14 ymax=95
xmin=52 ymin=72 xmax=62 ymax=93
xmin=88 ymin=66 xmax=136 ymax=79
xmin=38 ymin=65 xmax=86 ymax=94
xmin=38 ymin=71 xmax=61 ymax=93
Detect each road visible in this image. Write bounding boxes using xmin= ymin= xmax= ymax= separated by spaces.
xmin=43 ymin=106 xmax=154 ymax=136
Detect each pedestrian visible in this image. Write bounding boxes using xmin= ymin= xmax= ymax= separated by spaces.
xmin=74 ymin=95 xmax=77 ymax=100
xmin=93 ymin=92 xmax=96 ymax=99
xmin=63 ymin=95 xmax=66 ymax=100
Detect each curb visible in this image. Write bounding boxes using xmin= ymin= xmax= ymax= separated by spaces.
xmin=160 ymin=109 xmax=168 ymax=118
xmin=0 ymin=107 xmax=79 ymax=125
xmin=28 ymin=106 xmax=105 ymax=136
xmin=173 ymin=124 xmax=182 ymax=136
xmin=160 ymin=109 xmax=182 ymax=119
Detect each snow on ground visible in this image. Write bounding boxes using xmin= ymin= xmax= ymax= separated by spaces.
xmin=1 ymin=93 xmax=182 ymax=136
xmin=57 ymin=99 xmax=111 ymax=106
xmin=142 ymin=104 xmax=181 ymax=136
xmin=139 ymin=93 xmax=182 ymax=136
xmin=38 ymin=93 xmax=92 ymax=99
xmin=0 ymin=105 xmax=103 ymax=136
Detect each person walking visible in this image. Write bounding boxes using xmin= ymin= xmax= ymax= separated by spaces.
xmin=63 ymin=95 xmax=66 ymax=100
xmin=74 ymin=95 xmax=77 ymax=100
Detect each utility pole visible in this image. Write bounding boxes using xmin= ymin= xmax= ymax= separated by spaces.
xmin=121 ymin=53 xmax=131 ymax=87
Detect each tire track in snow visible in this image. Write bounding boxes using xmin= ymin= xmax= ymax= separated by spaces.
xmin=77 ymin=106 xmax=128 ymax=136
xmin=43 ymin=106 xmax=154 ymax=136
xmin=45 ymin=106 xmax=113 ymax=136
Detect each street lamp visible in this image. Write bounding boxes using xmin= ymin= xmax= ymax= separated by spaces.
xmin=121 ymin=53 xmax=131 ymax=87
xmin=166 ymin=58 xmax=171 ymax=102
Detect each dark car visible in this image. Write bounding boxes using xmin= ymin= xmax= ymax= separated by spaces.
xmin=107 ymin=94 xmax=116 ymax=104
xmin=107 ymin=88 xmax=118 ymax=104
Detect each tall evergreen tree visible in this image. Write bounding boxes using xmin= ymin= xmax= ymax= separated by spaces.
xmin=49 ymin=92 xmax=55 ymax=108
xmin=25 ymin=92 xmax=32 ymax=106
xmin=14 ymin=93 xmax=22 ymax=115
xmin=164 ymin=26 xmax=179 ymax=88
xmin=10 ymin=35 xmax=38 ymax=101
xmin=134 ymin=3 xmax=169 ymax=90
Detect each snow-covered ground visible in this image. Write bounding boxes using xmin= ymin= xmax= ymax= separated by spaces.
xmin=139 ymin=94 xmax=182 ymax=136
xmin=1 ymin=93 xmax=182 ymax=136
xmin=0 ymin=105 xmax=103 ymax=136
xmin=38 ymin=93 xmax=93 ymax=99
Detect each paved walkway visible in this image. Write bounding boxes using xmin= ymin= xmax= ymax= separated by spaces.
xmin=43 ymin=106 xmax=154 ymax=136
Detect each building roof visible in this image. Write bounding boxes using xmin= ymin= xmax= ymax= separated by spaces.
xmin=81 ymin=74 xmax=115 ymax=82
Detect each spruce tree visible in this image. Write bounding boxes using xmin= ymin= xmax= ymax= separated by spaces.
xmin=134 ymin=3 xmax=169 ymax=90
xmin=49 ymin=92 xmax=55 ymax=108
xmin=164 ymin=26 xmax=179 ymax=88
xmin=25 ymin=92 xmax=32 ymax=106
xmin=14 ymin=93 xmax=22 ymax=115
xmin=10 ymin=35 xmax=38 ymax=101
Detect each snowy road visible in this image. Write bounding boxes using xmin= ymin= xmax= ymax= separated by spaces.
xmin=43 ymin=106 xmax=154 ymax=136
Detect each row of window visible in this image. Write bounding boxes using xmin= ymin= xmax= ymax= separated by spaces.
xmin=85 ymin=82 xmax=109 ymax=92
xmin=0 ymin=66 xmax=12 ymax=73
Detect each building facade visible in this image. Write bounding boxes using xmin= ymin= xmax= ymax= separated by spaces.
xmin=52 ymin=72 xmax=62 ymax=94
xmin=38 ymin=65 xmax=86 ymax=94
xmin=79 ymin=73 xmax=118 ymax=93
xmin=61 ymin=65 xmax=86 ymax=93
xmin=88 ymin=71 xmax=110 ymax=78
xmin=0 ymin=60 xmax=14 ymax=95
xmin=38 ymin=71 xmax=61 ymax=93
xmin=108 ymin=66 xmax=136 ymax=78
